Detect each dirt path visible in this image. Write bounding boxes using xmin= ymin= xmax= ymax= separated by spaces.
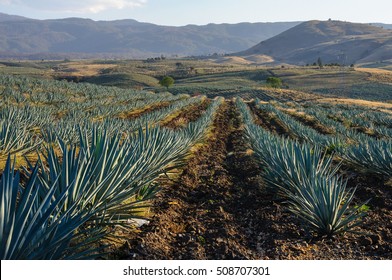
xmin=117 ymin=101 xmax=275 ymax=259
xmin=161 ymin=99 xmax=211 ymax=129
xmin=248 ymin=102 xmax=292 ymax=137
xmin=117 ymin=101 xmax=172 ymax=120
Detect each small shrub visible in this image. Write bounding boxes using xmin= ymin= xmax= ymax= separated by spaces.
xmin=266 ymin=77 xmax=282 ymax=88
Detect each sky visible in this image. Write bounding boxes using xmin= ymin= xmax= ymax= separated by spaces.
xmin=1 ymin=0 xmax=392 ymax=25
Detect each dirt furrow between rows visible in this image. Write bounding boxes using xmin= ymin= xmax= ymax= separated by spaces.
xmin=248 ymin=102 xmax=292 ymax=137
xmin=280 ymin=109 xmax=334 ymax=135
xmin=116 ymin=101 xmax=172 ymax=120
xmin=114 ymin=100 xmax=274 ymax=259
xmin=161 ymin=98 xmax=211 ymax=129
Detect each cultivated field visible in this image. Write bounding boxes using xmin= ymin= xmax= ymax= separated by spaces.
xmin=0 ymin=60 xmax=391 ymax=260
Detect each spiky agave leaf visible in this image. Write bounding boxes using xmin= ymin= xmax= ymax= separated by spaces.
xmin=0 ymin=155 xmax=96 ymax=259
xmin=34 ymin=124 xmax=195 ymax=226
xmin=260 ymin=140 xmax=340 ymax=194
xmin=0 ymin=120 xmax=39 ymax=155
xmin=283 ymin=173 xmax=369 ymax=235
xmin=236 ymin=98 xmax=369 ymax=236
xmin=343 ymin=139 xmax=392 ymax=177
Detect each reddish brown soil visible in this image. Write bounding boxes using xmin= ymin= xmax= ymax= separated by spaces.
xmin=112 ymin=100 xmax=391 ymax=260
xmin=117 ymin=101 xmax=171 ymax=120
xmin=117 ymin=101 xmax=267 ymax=259
xmin=162 ymin=99 xmax=211 ymax=129
xmin=350 ymin=126 xmax=380 ymax=139
xmin=344 ymin=172 xmax=392 ymax=258
xmin=248 ymin=102 xmax=292 ymax=137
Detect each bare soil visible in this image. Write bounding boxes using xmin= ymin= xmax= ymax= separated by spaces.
xmin=161 ymin=99 xmax=211 ymax=129
xmin=117 ymin=101 xmax=171 ymax=120
xmin=318 ymin=98 xmax=392 ymax=110
xmin=248 ymin=102 xmax=293 ymax=137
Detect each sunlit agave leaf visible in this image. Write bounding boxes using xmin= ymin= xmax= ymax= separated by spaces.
xmin=343 ymin=139 xmax=392 ymax=176
xmin=0 ymin=155 xmax=98 ymax=259
xmin=236 ymin=97 xmax=369 ymax=236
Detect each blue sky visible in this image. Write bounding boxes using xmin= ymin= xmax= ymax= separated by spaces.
xmin=1 ymin=0 xmax=391 ymax=25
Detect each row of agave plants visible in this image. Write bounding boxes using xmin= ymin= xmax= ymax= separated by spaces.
xmin=253 ymin=99 xmax=392 ymax=177
xmin=40 ymin=96 xmax=204 ymax=145
xmin=343 ymin=140 xmax=392 ymax=177
xmin=254 ymin=99 xmax=367 ymax=148
xmin=0 ymin=74 xmax=160 ymax=105
xmin=290 ymin=102 xmax=392 ymax=177
xmin=1 ymin=126 xmax=186 ymax=259
xmin=0 ymin=94 xmax=206 ymax=154
xmin=0 ymin=74 xmax=195 ymax=131
xmin=0 ymin=73 xmax=206 ymax=155
xmin=236 ymin=98 xmax=370 ymax=236
xmin=0 ymin=96 xmax=223 ymax=259
xmin=296 ymin=101 xmax=392 ymax=139
xmin=0 ymin=74 xmax=224 ymax=259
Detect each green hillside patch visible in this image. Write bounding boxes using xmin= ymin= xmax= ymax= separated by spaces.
xmin=314 ymin=82 xmax=392 ymax=101
xmin=82 ymin=73 xmax=159 ymax=88
xmin=269 ymin=67 xmax=392 ymax=101
xmin=0 ymin=62 xmax=48 ymax=77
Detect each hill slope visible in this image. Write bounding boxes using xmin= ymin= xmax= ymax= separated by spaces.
xmin=0 ymin=13 xmax=299 ymax=59
xmin=0 ymin=12 xmax=28 ymax=22
xmin=236 ymin=20 xmax=392 ymax=65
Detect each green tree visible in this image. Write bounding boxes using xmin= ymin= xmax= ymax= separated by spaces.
xmin=159 ymin=76 xmax=175 ymax=90
xmin=266 ymin=77 xmax=282 ymax=88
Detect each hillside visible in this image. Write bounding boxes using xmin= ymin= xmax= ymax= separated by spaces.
xmin=0 ymin=13 xmax=298 ymax=59
xmin=236 ymin=20 xmax=392 ymax=65
xmin=0 ymin=12 xmax=28 ymax=22
xmin=373 ymin=23 xmax=392 ymax=30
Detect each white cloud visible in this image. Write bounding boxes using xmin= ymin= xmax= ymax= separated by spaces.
xmin=2 ymin=0 xmax=147 ymax=13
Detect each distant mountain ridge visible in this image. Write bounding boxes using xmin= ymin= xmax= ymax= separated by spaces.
xmin=1 ymin=14 xmax=391 ymax=62
xmin=236 ymin=20 xmax=392 ymax=65
xmin=0 ymin=13 xmax=28 ymax=22
xmin=372 ymin=23 xmax=392 ymax=30
xmin=0 ymin=13 xmax=299 ymax=59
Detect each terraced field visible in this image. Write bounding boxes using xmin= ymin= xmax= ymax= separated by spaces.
xmin=0 ymin=73 xmax=391 ymax=260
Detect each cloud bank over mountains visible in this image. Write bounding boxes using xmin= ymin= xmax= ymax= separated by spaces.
xmin=0 ymin=0 xmax=147 ymax=13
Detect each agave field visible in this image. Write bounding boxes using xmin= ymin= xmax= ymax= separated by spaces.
xmin=0 ymin=74 xmax=391 ymax=260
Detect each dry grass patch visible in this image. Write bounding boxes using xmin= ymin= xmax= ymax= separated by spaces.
xmin=318 ymin=98 xmax=392 ymax=110
xmin=356 ymin=68 xmax=392 ymax=84
xmin=57 ymin=62 xmax=118 ymax=77
xmin=260 ymin=87 xmax=322 ymax=101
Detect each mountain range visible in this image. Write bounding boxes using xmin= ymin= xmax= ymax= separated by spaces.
xmin=0 ymin=13 xmax=298 ymax=59
xmin=1 ymin=13 xmax=391 ymax=65
xmin=236 ymin=20 xmax=392 ymax=65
